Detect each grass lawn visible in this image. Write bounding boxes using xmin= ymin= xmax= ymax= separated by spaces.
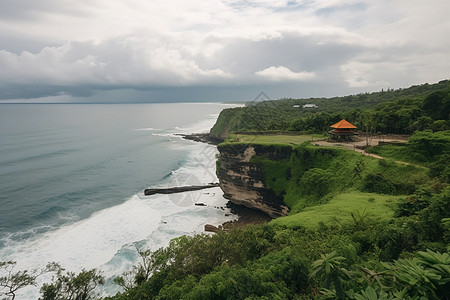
xmin=271 ymin=191 xmax=401 ymax=229
xmin=225 ymin=133 xmax=327 ymax=145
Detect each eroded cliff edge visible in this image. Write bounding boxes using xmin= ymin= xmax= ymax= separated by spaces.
xmin=216 ymin=143 xmax=291 ymax=218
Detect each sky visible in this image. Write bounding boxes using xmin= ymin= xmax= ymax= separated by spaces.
xmin=0 ymin=0 xmax=449 ymax=103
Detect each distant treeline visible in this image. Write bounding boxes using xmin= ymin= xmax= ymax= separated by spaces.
xmin=211 ymin=79 xmax=450 ymax=138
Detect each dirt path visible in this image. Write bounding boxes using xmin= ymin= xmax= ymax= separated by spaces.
xmin=313 ymin=135 xmax=410 ymax=164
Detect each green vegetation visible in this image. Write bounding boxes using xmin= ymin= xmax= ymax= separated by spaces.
xmin=271 ymin=191 xmax=401 ymax=229
xmin=250 ymin=144 xmax=429 ymax=211
xmin=225 ymin=133 xmax=326 ymax=146
xmin=366 ymin=144 xmax=411 ymax=162
xmin=408 ymin=130 xmax=450 ymax=162
xmin=210 ymin=80 xmax=450 ymax=138
xmin=368 ymin=130 xmax=450 ymax=182
xmin=0 ymin=262 xmax=104 ymax=300
xmin=0 ymin=261 xmax=58 ymax=300
xmin=40 ymin=267 xmax=105 ymax=300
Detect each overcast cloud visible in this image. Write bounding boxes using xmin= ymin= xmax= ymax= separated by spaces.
xmin=0 ymin=0 xmax=449 ymax=102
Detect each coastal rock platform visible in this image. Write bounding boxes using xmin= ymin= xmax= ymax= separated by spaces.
xmin=144 ymin=183 xmax=219 ymax=196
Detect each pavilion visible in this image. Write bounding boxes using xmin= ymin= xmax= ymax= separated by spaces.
xmin=329 ymin=119 xmax=358 ymax=140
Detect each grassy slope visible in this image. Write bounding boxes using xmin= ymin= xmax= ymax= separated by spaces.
xmin=271 ymin=191 xmax=401 ymax=228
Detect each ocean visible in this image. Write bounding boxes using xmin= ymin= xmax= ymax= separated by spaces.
xmin=0 ymin=102 xmax=238 ymax=298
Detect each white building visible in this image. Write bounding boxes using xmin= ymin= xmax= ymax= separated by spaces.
xmin=303 ymin=104 xmax=319 ymax=109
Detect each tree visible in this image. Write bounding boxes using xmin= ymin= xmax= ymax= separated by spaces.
xmin=40 ymin=266 xmax=104 ymax=300
xmin=432 ymin=120 xmax=449 ymax=132
xmin=410 ymin=116 xmax=433 ymax=132
xmin=113 ymin=248 xmax=168 ymax=292
xmin=360 ymin=111 xmax=376 ymax=146
xmin=422 ymin=91 xmax=450 ymax=120
xmin=310 ymin=251 xmax=349 ymax=299
xmin=0 ymin=261 xmax=58 ymax=300
xmin=408 ymin=130 xmax=450 ymax=161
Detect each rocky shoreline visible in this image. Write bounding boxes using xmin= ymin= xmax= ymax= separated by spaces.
xmin=178 ymin=133 xmax=224 ymax=145
xmin=205 ymin=202 xmax=272 ymax=232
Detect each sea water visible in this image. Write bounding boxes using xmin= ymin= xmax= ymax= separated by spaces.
xmin=0 ymin=102 xmax=238 ymax=298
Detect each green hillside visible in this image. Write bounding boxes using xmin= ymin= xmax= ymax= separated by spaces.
xmin=271 ymin=191 xmax=401 ymax=229
xmin=211 ymin=79 xmax=450 ymax=138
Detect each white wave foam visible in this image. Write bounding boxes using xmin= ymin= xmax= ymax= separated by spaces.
xmin=1 ymin=195 xmax=161 ymax=272
xmin=140 ymin=187 xmax=236 ymax=248
xmin=170 ymin=117 xmax=218 ymax=134
xmin=151 ymin=132 xmax=176 ymax=137
xmin=133 ymin=127 xmax=160 ymax=131
xmin=181 ymin=102 xmax=245 ymax=108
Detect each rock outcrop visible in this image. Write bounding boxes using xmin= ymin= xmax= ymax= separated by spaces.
xmin=216 ymin=144 xmax=291 ymax=218
xmin=144 ymin=183 xmax=219 ymax=196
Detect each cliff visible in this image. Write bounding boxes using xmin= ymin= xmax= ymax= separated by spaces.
xmin=216 ymin=143 xmax=292 ymax=218
xmin=210 ymin=107 xmax=246 ymax=139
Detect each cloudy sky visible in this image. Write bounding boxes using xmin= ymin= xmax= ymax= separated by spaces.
xmin=0 ymin=0 xmax=449 ymax=102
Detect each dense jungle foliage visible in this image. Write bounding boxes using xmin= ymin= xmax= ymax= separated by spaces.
xmin=1 ymin=80 xmax=449 ymax=299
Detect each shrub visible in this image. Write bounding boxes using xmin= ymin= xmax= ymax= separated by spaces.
xmin=300 ymin=168 xmax=333 ymax=199
xmin=408 ymin=130 xmax=450 ymax=162
xmin=363 ymin=173 xmax=396 ymax=194
xmin=429 ymin=154 xmax=450 ymax=182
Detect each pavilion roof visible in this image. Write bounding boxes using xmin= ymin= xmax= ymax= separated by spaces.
xmin=330 ymin=119 xmax=357 ymax=129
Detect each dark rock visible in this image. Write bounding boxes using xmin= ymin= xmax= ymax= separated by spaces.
xmin=204 ymin=224 xmax=221 ymax=233
xmin=179 ymin=133 xmax=224 ymax=145
xmin=144 ymin=183 xmax=219 ymax=196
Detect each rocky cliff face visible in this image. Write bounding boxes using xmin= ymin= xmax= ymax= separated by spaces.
xmin=216 ymin=144 xmax=291 ymax=218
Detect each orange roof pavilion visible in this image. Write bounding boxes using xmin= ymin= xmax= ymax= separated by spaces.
xmin=330 ymin=119 xmax=357 ymax=129
xmin=329 ymin=119 xmax=358 ymax=140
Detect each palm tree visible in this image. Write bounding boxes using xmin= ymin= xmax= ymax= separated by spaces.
xmin=310 ymin=251 xmax=349 ymax=299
